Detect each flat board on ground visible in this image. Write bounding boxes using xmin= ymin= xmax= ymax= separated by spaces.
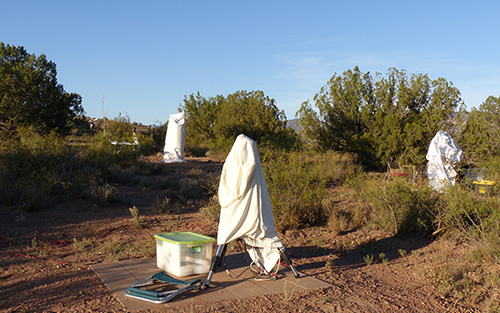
xmin=91 ymin=252 xmax=333 ymax=312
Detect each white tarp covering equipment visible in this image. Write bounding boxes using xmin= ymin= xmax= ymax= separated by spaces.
xmin=217 ymin=134 xmax=283 ymax=273
xmin=110 ymin=136 xmax=140 ymax=146
xmin=426 ymin=130 xmax=463 ymax=192
xmin=163 ymin=112 xmax=185 ymax=163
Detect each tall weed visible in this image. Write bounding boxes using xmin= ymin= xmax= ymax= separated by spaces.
xmin=152 ymin=196 xmax=175 ymax=214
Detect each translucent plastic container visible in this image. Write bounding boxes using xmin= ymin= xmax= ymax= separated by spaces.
xmin=154 ymin=232 xmax=215 ymax=277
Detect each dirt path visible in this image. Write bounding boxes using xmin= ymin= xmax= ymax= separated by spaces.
xmin=0 ymin=159 xmax=482 ymax=312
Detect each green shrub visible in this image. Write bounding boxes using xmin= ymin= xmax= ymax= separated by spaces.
xmin=201 ymin=195 xmax=221 ymax=222
xmin=135 ymin=133 xmax=156 ymax=156
xmin=82 ymin=135 xmax=141 ymax=170
xmin=0 ymin=128 xmax=72 ymax=209
xmin=327 ymin=204 xmax=355 ymax=236
xmin=0 ymin=127 xmax=142 ymax=210
xmin=205 ymin=136 xmax=234 ymax=159
xmin=108 ymin=165 xmax=136 ymax=184
xmin=357 ymin=169 xmax=500 ymax=261
xmin=83 ymin=184 xmax=124 ymax=207
xmin=437 ymin=187 xmax=500 ymax=258
xmin=360 ymin=176 xmax=437 ymax=234
xmin=262 ymin=149 xmax=359 ymax=231
xmin=152 ymin=196 xmax=177 ymax=214
xmin=105 ymin=114 xmax=135 ymax=142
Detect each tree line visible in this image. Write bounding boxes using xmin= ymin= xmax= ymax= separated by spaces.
xmin=180 ymin=67 xmax=498 ymax=169
xmin=1 ymin=42 xmax=499 ymax=169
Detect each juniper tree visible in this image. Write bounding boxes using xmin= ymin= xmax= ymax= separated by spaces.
xmin=0 ymin=42 xmax=83 ymax=137
xmin=297 ymin=67 xmax=465 ymax=169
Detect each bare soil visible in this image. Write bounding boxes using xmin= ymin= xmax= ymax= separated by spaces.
xmin=0 ymin=157 xmax=485 ymax=312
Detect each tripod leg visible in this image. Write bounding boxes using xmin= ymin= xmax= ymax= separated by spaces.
xmin=204 ymin=244 xmax=226 ymax=288
xmin=279 ymin=247 xmax=300 ymax=278
xmin=216 ymin=244 xmax=227 ymax=267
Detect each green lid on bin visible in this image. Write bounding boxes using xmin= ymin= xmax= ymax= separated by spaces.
xmin=154 ymin=232 xmax=215 ymax=245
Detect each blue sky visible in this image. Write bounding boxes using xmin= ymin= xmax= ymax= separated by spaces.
xmin=2 ymin=1 xmax=499 ymax=125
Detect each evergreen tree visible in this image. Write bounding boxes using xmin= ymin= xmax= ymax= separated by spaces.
xmin=181 ymin=90 xmax=293 ymax=152
xmin=459 ymin=95 xmax=500 ymax=163
xmin=0 ymin=43 xmax=83 ymax=137
xmin=298 ymin=67 xmax=464 ymax=169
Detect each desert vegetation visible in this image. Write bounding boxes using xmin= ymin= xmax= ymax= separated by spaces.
xmin=3 ymin=42 xmax=500 ymax=311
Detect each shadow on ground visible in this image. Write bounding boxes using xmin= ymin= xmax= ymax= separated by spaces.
xmin=289 ymin=234 xmax=432 ymax=272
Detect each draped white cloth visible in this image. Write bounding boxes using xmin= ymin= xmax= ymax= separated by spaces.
xmin=163 ymin=112 xmax=185 ymax=163
xmin=217 ymin=134 xmax=282 ymax=272
xmin=426 ymin=130 xmax=463 ymax=192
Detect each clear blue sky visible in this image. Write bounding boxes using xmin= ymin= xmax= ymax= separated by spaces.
xmin=2 ymin=1 xmax=499 ymax=125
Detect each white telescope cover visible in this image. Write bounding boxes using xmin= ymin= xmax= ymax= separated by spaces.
xmin=426 ymin=130 xmax=463 ymax=192
xmin=217 ymin=134 xmax=282 ymax=272
xmin=163 ymin=112 xmax=185 ymax=163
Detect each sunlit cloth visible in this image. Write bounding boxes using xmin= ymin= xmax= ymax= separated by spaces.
xmin=217 ymin=134 xmax=282 ymax=272
xmin=426 ymin=130 xmax=463 ymax=192
xmin=163 ymin=112 xmax=185 ymax=163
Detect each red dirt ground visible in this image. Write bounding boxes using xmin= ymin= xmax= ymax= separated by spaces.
xmin=0 ymin=158 xmax=486 ymax=312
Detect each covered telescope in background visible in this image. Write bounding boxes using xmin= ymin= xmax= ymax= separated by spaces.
xmin=426 ymin=130 xmax=463 ymax=192
xmin=163 ymin=112 xmax=185 ymax=163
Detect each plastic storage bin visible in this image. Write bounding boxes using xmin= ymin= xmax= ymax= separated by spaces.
xmin=154 ymin=232 xmax=215 ymax=277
